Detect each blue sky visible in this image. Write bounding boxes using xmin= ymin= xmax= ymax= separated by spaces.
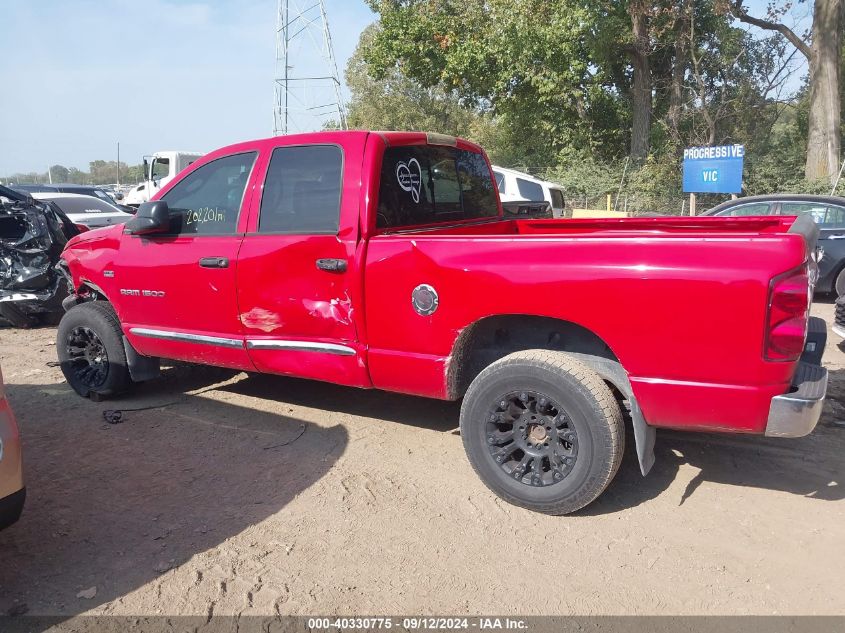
xmin=1 ymin=0 xmax=810 ymax=175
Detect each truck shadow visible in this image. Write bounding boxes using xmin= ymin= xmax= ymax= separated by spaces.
xmin=584 ymin=368 xmax=845 ymax=514
xmin=0 ymin=364 xmax=347 ymax=618
xmin=219 ymin=366 xmax=845 ymax=515
xmin=220 ymin=371 xmax=461 ymax=433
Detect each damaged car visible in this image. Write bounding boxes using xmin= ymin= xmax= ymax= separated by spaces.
xmin=0 ymin=185 xmax=81 ymax=327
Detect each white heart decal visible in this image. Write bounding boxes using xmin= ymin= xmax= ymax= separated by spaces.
xmin=396 ymin=158 xmax=422 ymax=203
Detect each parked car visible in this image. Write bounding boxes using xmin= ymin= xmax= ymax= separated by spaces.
xmin=0 ymin=361 xmax=24 ymax=530
xmin=57 ymin=131 xmax=826 ymax=515
xmin=704 ymin=194 xmax=845 ymax=294
xmin=31 ymin=192 xmax=134 ymax=229
xmin=492 ymin=166 xmax=567 ymax=218
xmin=12 ymin=183 xmax=134 ymax=212
xmin=0 ymin=185 xmax=81 ymax=327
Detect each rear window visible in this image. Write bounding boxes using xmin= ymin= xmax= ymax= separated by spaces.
xmin=50 ymin=197 xmax=120 ymax=215
xmin=516 ymin=178 xmax=545 ymax=202
xmin=377 ymin=145 xmax=498 ymax=229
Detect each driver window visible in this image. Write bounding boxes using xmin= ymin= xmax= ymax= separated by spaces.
xmin=161 ymin=152 xmax=257 ymax=236
xmin=151 ymin=158 xmax=170 ymax=182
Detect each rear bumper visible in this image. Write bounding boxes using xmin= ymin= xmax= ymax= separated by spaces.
xmin=0 ymin=397 xmax=24 ymax=513
xmin=765 ymin=361 xmax=828 ymax=438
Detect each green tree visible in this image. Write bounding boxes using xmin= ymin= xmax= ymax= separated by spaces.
xmin=346 ymin=25 xmax=485 ymax=137
xmin=726 ymin=0 xmax=843 ymax=183
xmin=364 ymin=0 xmax=617 ymax=170
xmin=48 ymin=164 xmax=70 ymax=182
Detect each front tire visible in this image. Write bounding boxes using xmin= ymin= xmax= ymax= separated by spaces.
xmin=57 ymin=302 xmax=129 ymax=398
xmin=460 ymin=350 xmax=624 ymax=515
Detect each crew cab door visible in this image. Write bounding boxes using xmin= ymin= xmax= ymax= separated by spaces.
xmin=236 ymin=135 xmax=369 ymax=387
xmin=117 ymin=151 xmax=259 ymax=370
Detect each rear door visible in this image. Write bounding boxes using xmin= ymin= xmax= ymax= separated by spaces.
xmin=781 ymin=201 xmax=845 ymax=291
xmin=236 ymin=134 xmax=368 ymax=387
xmin=117 ymin=150 xmax=259 ymax=369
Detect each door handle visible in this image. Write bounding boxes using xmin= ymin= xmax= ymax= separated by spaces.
xmin=199 ymin=257 xmax=229 ymax=268
xmin=316 ymin=258 xmax=347 ymax=273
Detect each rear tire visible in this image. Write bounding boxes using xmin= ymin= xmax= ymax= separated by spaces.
xmin=460 ymin=350 xmax=624 ymax=515
xmin=57 ymin=302 xmax=129 ymax=399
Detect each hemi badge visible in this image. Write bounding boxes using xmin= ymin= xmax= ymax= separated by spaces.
xmin=103 ymin=271 xmax=115 ymax=278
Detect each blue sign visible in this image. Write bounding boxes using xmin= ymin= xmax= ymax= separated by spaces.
xmin=682 ymin=145 xmax=745 ymax=194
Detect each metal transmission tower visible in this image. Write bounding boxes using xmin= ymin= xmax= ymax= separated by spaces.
xmin=273 ymin=0 xmax=347 ymax=136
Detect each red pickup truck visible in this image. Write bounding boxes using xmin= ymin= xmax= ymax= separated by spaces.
xmin=57 ymin=131 xmax=828 ymax=514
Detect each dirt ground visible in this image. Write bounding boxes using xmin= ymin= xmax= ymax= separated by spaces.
xmin=0 ymin=301 xmax=843 ymax=619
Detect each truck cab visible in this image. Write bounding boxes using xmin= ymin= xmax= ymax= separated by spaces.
xmin=124 ymin=151 xmax=203 ymax=208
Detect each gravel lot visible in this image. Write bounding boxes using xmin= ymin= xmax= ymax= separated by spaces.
xmin=1 ymin=301 xmax=843 ymax=618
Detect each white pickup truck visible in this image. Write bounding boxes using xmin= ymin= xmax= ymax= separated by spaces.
xmin=124 ymin=150 xmax=203 ymax=208
xmin=491 ymin=166 xmax=567 ymax=218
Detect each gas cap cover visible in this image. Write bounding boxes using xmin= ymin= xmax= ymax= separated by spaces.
xmin=412 ymin=284 xmax=439 ymax=316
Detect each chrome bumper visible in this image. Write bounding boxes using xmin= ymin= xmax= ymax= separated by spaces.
xmin=765 ymin=361 xmax=828 ymax=438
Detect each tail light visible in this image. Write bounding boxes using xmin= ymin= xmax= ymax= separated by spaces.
xmin=765 ymin=264 xmax=811 ymax=361
xmin=74 ymin=223 xmax=90 ymax=233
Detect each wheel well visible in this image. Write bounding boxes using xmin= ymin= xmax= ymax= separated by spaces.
xmin=448 ymin=315 xmax=619 ymax=399
xmin=448 ymin=315 xmax=657 ymax=477
xmin=76 ymin=281 xmax=111 ymax=303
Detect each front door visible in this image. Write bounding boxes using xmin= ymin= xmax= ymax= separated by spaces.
xmin=236 ymin=140 xmax=367 ymax=386
xmin=117 ymin=151 xmax=259 ymax=370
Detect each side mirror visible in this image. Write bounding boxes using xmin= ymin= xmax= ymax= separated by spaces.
xmin=125 ymin=200 xmax=170 ymax=235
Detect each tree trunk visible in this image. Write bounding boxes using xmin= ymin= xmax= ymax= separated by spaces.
xmin=805 ymin=0 xmax=843 ymax=183
xmin=629 ymin=10 xmax=652 ymax=162
xmin=667 ymin=2 xmax=691 ymax=144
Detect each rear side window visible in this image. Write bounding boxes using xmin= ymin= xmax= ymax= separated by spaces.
xmin=717 ymin=202 xmax=772 ymax=217
xmin=823 ymin=205 xmax=845 ymax=227
xmin=550 ymin=188 xmax=565 ymax=209
xmin=493 ymin=171 xmax=506 ymax=193
xmin=377 ymin=145 xmax=498 ymax=229
xmin=161 ymin=151 xmax=256 ymax=236
xmin=781 ymin=202 xmax=845 ymax=227
xmin=516 ymin=178 xmax=545 ymax=202
xmin=259 ymin=145 xmax=343 ymax=234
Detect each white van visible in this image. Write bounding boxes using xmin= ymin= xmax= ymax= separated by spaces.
xmin=491 ymin=166 xmax=567 ymax=218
